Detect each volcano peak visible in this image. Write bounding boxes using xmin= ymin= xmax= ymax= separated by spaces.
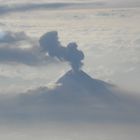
xmin=56 ymin=70 xmax=114 ymax=96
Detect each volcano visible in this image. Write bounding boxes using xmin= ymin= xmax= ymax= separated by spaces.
xmin=45 ymin=70 xmax=120 ymax=105
xmin=57 ymin=70 xmax=113 ymax=93
xmin=0 ymin=70 xmax=140 ymax=122
xmin=56 ymin=70 xmax=115 ymax=96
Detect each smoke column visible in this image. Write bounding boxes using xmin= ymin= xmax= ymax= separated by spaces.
xmin=39 ymin=31 xmax=84 ymax=71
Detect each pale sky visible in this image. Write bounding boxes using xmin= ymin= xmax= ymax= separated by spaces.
xmin=0 ymin=1 xmax=140 ymax=140
xmin=0 ymin=0 xmax=140 ymax=8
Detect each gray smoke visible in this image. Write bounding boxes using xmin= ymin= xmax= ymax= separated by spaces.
xmin=39 ymin=31 xmax=84 ymax=71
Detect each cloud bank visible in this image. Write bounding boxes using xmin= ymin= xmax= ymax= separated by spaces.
xmin=0 ymin=31 xmax=30 ymax=44
xmin=0 ymin=0 xmax=139 ymax=16
xmin=0 ymin=2 xmax=106 ymax=15
xmin=0 ymin=30 xmax=53 ymax=66
xmin=0 ymin=69 xmax=140 ymax=123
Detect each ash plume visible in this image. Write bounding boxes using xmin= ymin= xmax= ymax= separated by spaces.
xmin=39 ymin=31 xmax=84 ymax=71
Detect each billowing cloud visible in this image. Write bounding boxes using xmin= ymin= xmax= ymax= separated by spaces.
xmin=0 ymin=46 xmax=43 ymax=65
xmin=0 ymin=30 xmax=56 ymax=66
xmin=39 ymin=31 xmax=84 ymax=71
xmin=0 ymin=31 xmax=30 ymax=44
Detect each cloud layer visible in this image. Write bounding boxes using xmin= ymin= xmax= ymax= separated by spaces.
xmin=0 ymin=31 xmax=60 ymax=66
xmin=0 ymin=2 xmax=106 ymax=15
xmin=0 ymin=31 xmax=29 ymax=43
xmin=0 ymin=69 xmax=140 ymax=123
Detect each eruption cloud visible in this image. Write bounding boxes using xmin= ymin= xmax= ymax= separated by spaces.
xmin=39 ymin=31 xmax=84 ymax=71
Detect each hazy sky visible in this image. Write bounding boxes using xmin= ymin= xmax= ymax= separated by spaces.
xmin=0 ymin=1 xmax=140 ymax=140
xmin=0 ymin=0 xmax=140 ymax=8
